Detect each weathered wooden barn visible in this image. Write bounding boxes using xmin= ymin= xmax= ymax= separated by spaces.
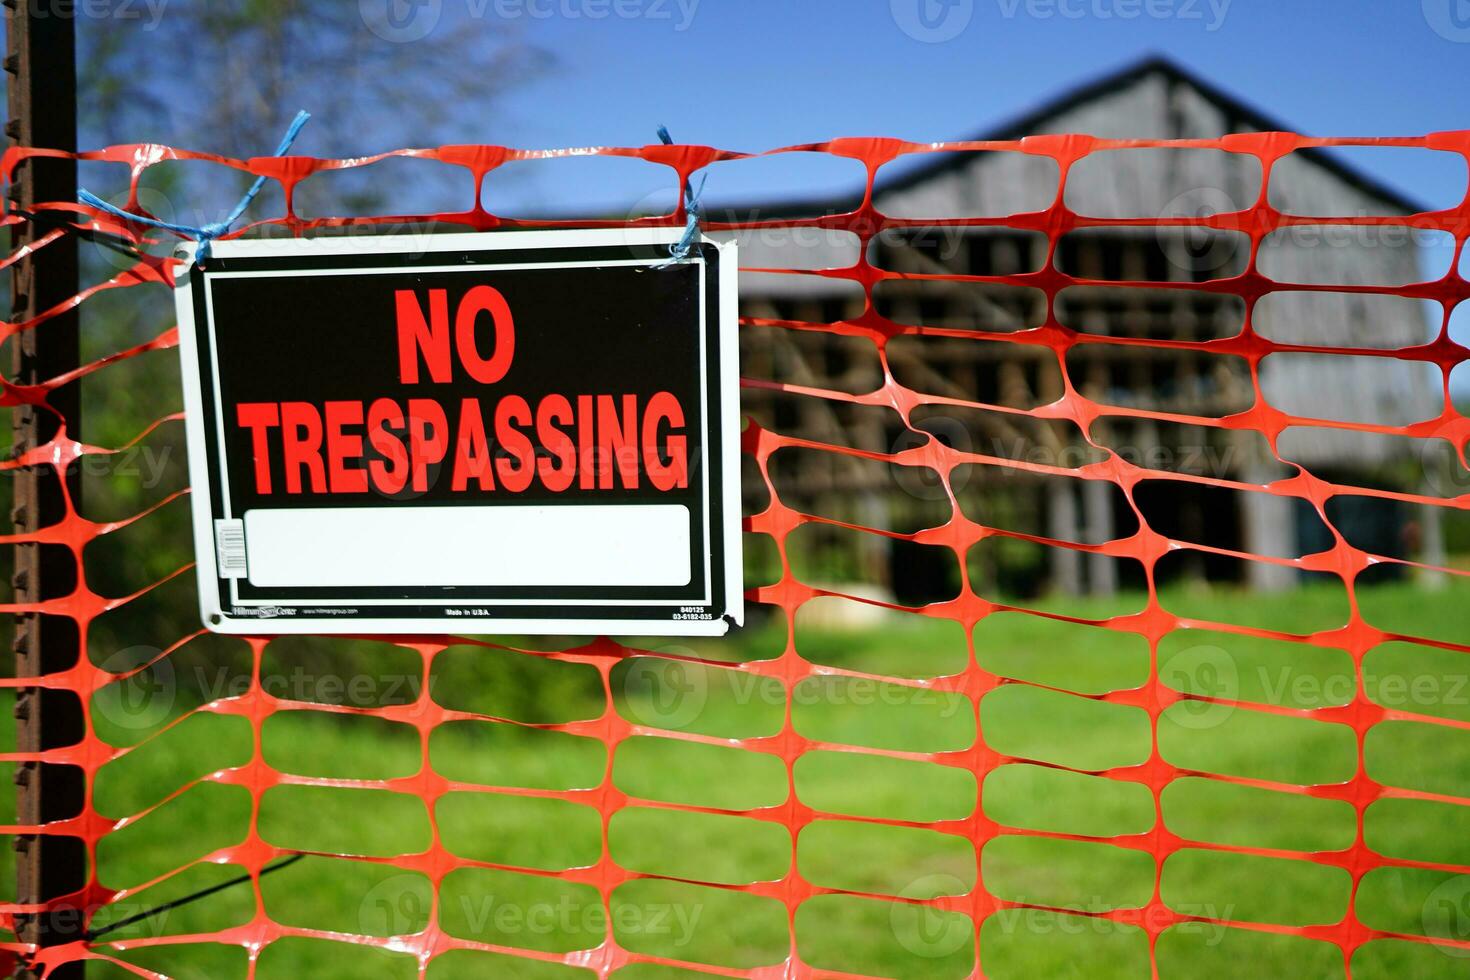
xmin=733 ymin=56 xmax=1447 ymax=601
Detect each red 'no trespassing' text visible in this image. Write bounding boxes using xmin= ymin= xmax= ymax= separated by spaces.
xmin=231 ymin=285 xmax=690 ymax=496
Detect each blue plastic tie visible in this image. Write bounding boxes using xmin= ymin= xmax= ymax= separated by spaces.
xmin=653 ymin=125 xmax=705 ymax=268
xmin=78 ymin=110 xmax=311 ymax=265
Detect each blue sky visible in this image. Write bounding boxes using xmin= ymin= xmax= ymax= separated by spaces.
xmin=488 ymin=0 xmax=1462 ymax=143
xmin=451 ymin=0 xmax=1469 ymax=207
xmin=100 ymin=1 xmax=1469 ymax=232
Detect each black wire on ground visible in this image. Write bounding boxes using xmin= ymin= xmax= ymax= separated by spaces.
xmin=83 ymin=853 xmax=307 ymax=942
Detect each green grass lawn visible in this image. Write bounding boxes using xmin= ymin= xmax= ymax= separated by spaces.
xmin=14 ymin=577 xmax=1470 ymax=979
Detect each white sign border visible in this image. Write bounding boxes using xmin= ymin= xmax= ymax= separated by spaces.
xmin=174 ymin=227 xmax=743 ymax=637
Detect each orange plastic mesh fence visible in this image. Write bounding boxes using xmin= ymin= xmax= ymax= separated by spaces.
xmin=1 ymin=131 xmax=1469 ymax=978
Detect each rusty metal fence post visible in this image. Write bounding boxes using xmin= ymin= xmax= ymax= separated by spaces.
xmin=6 ymin=1 xmax=85 ymax=976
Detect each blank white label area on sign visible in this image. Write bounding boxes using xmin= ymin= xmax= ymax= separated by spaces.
xmin=241 ymin=505 xmax=692 ymax=589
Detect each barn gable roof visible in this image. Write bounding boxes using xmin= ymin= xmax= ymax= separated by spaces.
xmin=873 ymin=55 xmax=1424 ymax=214
xmin=715 ymin=55 xmax=1425 ymax=220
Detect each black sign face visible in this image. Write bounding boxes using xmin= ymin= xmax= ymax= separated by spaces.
xmin=174 ymin=229 xmax=741 ymax=635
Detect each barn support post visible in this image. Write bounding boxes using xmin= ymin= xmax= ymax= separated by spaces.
xmin=1241 ymin=466 xmax=1296 ymax=592
xmin=1047 ymin=478 xmax=1082 ymax=595
xmin=1082 ymin=478 xmax=1117 ymax=594
xmin=6 ymin=1 xmax=87 ymax=977
xmin=1418 ymin=477 xmax=1447 ymax=591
